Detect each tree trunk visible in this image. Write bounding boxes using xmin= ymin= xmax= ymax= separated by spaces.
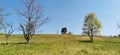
xmin=26 ymin=39 xmax=29 ymax=44
xmin=89 ymin=29 xmax=93 ymax=42
xmin=6 ymin=36 xmax=8 ymax=45
xmin=26 ymin=36 xmax=30 ymax=44
xmin=90 ymin=29 xmax=93 ymax=42
xmin=90 ymin=36 xmax=93 ymax=42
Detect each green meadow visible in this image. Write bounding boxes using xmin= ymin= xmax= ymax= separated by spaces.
xmin=0 ymin=34 xmax=120 ymax=55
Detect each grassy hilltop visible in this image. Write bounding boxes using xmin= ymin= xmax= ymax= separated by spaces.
xmin=0 ymin=34 xmax=120 ymax=55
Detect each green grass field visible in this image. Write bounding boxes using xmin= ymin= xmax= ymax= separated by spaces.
xmin=0 ymin=34 xmax=120 ymax=55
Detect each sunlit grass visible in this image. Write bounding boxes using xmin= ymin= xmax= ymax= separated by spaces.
xmin=0 ymin=34 xmax=120 ymax=55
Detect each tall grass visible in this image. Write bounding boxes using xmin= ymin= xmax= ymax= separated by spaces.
xmin=0 ymin=34 xmax=120 ymax=55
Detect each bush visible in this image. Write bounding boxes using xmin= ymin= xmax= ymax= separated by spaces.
xmin=113 ymin=35 xmax=117 ymax=37
xmin=68 ymin=32 xmax=73 ymax=35
xmin=118 ymin=35 xmax=120 ymax=37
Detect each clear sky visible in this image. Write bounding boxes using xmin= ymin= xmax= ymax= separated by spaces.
xmin=0 ymin=0 xmax=120 ymax=36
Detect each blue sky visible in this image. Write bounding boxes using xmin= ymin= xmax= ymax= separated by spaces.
xmin=0 ymin=0 xmax=120 ymax=36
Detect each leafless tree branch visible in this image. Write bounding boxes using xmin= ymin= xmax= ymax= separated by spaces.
xmin=17 ymin=0 xmax=49 ymax=44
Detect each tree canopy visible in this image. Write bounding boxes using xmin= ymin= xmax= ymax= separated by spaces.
xmin=82 ymin=13 xmax=102 ymax=41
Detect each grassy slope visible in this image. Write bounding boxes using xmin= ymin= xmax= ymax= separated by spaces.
xmin=0 ymin=34 xmax=120 ymax=55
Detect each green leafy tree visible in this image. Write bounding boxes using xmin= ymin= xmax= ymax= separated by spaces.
xmin=82 ymin=13 xmax=102 ymax=41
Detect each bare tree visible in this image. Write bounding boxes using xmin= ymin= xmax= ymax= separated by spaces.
xmin=1 ymin=6 xmax=13 ymax=44
xmin=16 ymin=0 xmax=49 ymax=44
xmin=4 ymin=23 xmax=14 ymax=44
xmin=117 ymin=22 xmax=120 ymax=28
xmin=0 ymin=6 xmax=4 ymax=29
xmin=117 ymin=22 xmax=120 ymax=36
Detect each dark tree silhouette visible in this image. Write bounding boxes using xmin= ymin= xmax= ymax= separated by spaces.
xmin=61 ymin=27 xmax=67 ymax=34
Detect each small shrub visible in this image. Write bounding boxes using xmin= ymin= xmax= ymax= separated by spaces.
xmin=118 ymin=35 xmax=120 ymax=37
xmin=113 ymin=35 xmax=117 ymax=37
